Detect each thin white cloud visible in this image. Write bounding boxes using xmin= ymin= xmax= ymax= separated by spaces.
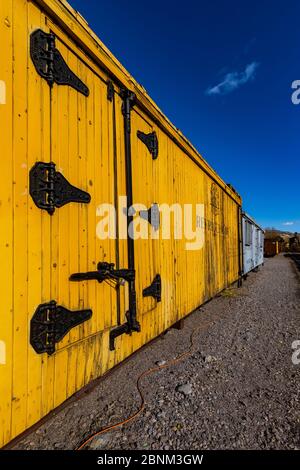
xmin=282 ymin=222 xmax=294 ymax=226
xmin=206 ymin=62 xmax=259 ymax=96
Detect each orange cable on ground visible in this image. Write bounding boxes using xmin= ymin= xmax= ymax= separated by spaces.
xmin=76 ymin=320 xmax=209 ymax=450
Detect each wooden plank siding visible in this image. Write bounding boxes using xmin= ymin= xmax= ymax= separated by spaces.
xmin=0 ymin=0 xmax=242 ymax=447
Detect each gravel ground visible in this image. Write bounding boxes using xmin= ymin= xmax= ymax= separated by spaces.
xmin=12 ymin=255 xmax=300 ymax=450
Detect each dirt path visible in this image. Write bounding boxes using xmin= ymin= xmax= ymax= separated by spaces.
xmin=12 ymin=255 xmax=300 ymax=450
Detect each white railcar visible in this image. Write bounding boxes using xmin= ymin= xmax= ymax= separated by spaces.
xmin=242 ymin=213 xmax=264 ymax=276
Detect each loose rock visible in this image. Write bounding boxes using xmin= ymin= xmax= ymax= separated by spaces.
xmin=11 ymin=256 xmax=300 ymax=450
xmin=176 ymin=383 xmax=193 ymax=395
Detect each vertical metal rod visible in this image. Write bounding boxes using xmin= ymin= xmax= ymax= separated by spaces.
xmin=122 ymin=90 xmax=135 ymax=269
xmin=111 ymin=82 xmax=121 ymax=326
xmin=121 ymin=89 xmax=140 ymax=332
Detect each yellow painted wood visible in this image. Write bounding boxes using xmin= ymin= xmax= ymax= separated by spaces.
xmin=110 ymin=91 xmax=131 ymax=366
xmin=131 ymin=109 xmax=155 ymax=320
xmin=27 ymin=1 xmax=45 ymax=427
xmin=35 ymin=0 xmax=241 ymax=205
xmin=0 ymin=0 xmax=242 ymax=448
xmin=38 ymin=15 xmax=53 ymax=421
xmin=11 ymin=0 xmax=29 ymax=438
xmin=45 ymin=27 xmax=119 ymax=401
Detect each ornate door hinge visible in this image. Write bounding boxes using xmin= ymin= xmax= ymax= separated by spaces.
xmin=140 ymin=203 xmax=160 ymax=231
xmin=143 ymin=274 xmax=162 ymax=302
xmin=70 ymin=262 xmax=135 ymax=285
xmin=30 ymin=301 xmax=92 ymax=355
xmin=29 ymin=162 xmax=91 ymax=215
xmin=30 ymin=29 xmax=89 ymax=96
xmin=137 ymin=131 xmax=158 ymax=159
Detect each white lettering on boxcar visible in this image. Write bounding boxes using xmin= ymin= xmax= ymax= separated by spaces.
xmin=96 ymin=197 xmax=206 ymax=250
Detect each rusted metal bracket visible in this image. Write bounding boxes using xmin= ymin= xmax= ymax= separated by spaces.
xmin=172 ymin=319 xmax=184 ymax=330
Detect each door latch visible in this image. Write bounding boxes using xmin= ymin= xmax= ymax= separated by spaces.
xmin=70 ymin=262 xmax=135 ymax=286
xmin=29 ymin=162 xmax=91 ymax=215
xmin=70 ymin=262 xmax=140 ymax=351
xmin=30 ymin=301 xmax=92 ymax=355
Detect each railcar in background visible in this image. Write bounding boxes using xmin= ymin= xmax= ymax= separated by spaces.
xmin=0 ymin=0 xmax=244 ymax=447
xmin=242 ymin=213 xmax=264 ymax=277
xmin=0 ymin=0 xmax=267 ymax=449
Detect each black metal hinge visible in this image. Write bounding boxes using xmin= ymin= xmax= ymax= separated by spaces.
xmin=30 ymin=29 xmax=89 ymax=96
xmin=70 ymin=262 xmax=135 ymax=285
xmin=137 ymin=131 xmax=158 ymax=159
xmin=140 ymin=203 xmax=160 ymax=231
xmin=143 ymin=274 xmax=162 ymax=302
xmin=30 ymin=301 xmax=92 ymax=355
xmin=29 ymin=162 xmax=91 ymax=215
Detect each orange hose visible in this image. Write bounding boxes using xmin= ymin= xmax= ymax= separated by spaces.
xmin=76 ymin=321 xmax=209 ymax=450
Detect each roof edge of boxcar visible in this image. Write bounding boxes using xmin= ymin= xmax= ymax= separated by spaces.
xmin=242 ymin=212 xmax=264 ymax=232
xmin=33 ymin=0 xmax=242 ymax=205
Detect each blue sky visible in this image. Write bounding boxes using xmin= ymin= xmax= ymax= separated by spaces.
xmin=70 ymin=0 xmax=300 ymax=232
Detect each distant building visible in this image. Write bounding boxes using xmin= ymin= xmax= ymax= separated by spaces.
xmin=264 ymin=230 xmax=285 ymax=253
xmin=264 ymin=238 xmax=280 ymax=257
xmin=289 ymin=232 xmax=300 ymax=252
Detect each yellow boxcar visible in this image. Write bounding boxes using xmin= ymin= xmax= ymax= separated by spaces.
xmin=0 ymin=0 xmax=242 ymax=447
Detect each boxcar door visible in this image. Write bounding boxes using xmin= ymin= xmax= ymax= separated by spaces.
xmin=0 ymin=5 xmax=124 ymax=446
xmin=17 ymin=18 xmax=121 ymax=434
